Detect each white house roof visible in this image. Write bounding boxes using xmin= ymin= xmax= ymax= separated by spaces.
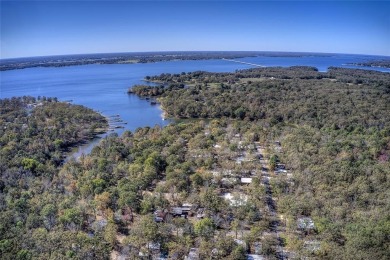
xmin=247 ymin=254 xmax=265 ymax=260
xmin=297 ymin=217 xmax=315 ymax=229
xmin=241 ymin=177 xmax=252 ymax=184
xmin=222 ymin=192 xmax=248 ymax=206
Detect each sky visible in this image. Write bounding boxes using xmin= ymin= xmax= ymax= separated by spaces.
xmin=1 ymin=1 xmax=389 ymax=59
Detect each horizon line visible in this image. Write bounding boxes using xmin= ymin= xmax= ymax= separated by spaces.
xmin=2 ymin=50 xmax=389 ymax=61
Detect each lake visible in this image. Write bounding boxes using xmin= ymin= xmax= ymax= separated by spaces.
xmin=1 ymin=54 xmax=389 ymax=157
xmin=235 ymin=54 xmax=390 ymax=72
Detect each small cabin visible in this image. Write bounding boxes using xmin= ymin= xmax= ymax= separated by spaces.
xmin=170 ymin=206 xmax=191 ymax=218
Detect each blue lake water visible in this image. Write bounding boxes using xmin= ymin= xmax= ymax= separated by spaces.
xmin=235 ymin=54 xmax=390 ymax=72
xmin=0 ymin=59 xmax=254 ymax=133
xmin=1 ymin=54 xmax=389 ymax=157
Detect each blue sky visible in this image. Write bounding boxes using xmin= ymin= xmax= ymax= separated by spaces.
xmin=1 ymin=1 xmax=389 ymax=59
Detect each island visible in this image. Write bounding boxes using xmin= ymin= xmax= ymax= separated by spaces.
xmin=1 ymin=67 xmax=389 ymax=259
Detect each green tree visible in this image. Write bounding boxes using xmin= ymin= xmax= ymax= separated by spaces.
xmin=269 ymin=154 xmax=278 ymax=171
xmin=200 ymin=188 xmax=225 ymax=213
xmin=59 ymin=208 xmax=82 ymax=230
xmin=104 ymin=220 xmax=117 ymax=248
xmin=16 ymin=249 xmax=32 ymax=260
xmin=127 ymin=214 xmax=159 ymax=254
xmin=21 ymin=158 xmax=40 ymax=172
xmin=194 ymin=218 xmax=215 ymax=240
xmin=229 ymin=245 xmax=246 ymax=260
xmin=41 ymin=204 xmax=57 ymax=230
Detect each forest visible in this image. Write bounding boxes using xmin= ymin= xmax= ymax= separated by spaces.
xmin=0 ymin=97 xmax=109 ymax=259
xmin=1 ymin=67 xmax=389 ymax=259
xmin=134 ymin=67 xmax=390 ymax=129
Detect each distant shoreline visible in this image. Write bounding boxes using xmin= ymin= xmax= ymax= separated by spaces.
xmin=0 ymin=51 xmax=338 ymax=71
xmin=346 ymin=61 xmax=390 ymax=69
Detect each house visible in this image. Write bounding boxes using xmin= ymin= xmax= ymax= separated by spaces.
xmin=275 ymin=169 xmax=287 ymax=174
xmin=211 ymin=213 xmax=229 ymax=229
xmin=304 ymin=240 xmax=321 ymax=252
xmin=235 ymin=153 xmax=254 ymax=164
xmin=235 ymin=155 xmax=245 ymax=164
xmin=185 ymin=248 xmax=199 ymax=260
xmin=275 ymin=163 xmax=287 ymax=174
xmin=154 ymin=209 xmax=169 ymax=223
xmin=92 ymin=218 xmax=107 ymax=231
xmin=234 ymin=239 xmax=246 ymax=247
xmin=182 ymin=203 xmax=193 ymax=208
xmin=247 ymin=254 xmax=265 ymax=260
xmin=170 ymin=205 xmax=192 ymax=218
xmin=211 ymin=248 xmax=219 ymax=257
xmin=138 ymin=242 xmax=162 ymax=259
xmin=222 ymin=169 xmax=234 ymax=176
xmin=196 ymin=208 xmax=206 ymax=219
xmin=222 ymin=177 xmax=238 ymax=186
xmin=282 ymin=250 xmax=297 ymax=259
xmin=147 ymin=242 xmax=160 ymax=251
xmin=253 ymin=242 xmax=262 ymax=254
xmin=297 ymin=217 xmax=315 ymax=230
xmin=223 ymin=192 xmax=248 ymax=206
xmin=241 ymin=177 xmax=252 ymax=184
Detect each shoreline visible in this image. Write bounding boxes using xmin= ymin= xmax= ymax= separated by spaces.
xmin=0 ymin=52 xmax=262 ymax=71
xmin=64 ymin=113 xmax=120 ymax=162
xmin=159 ymin=104 xmax=167 ymax=120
